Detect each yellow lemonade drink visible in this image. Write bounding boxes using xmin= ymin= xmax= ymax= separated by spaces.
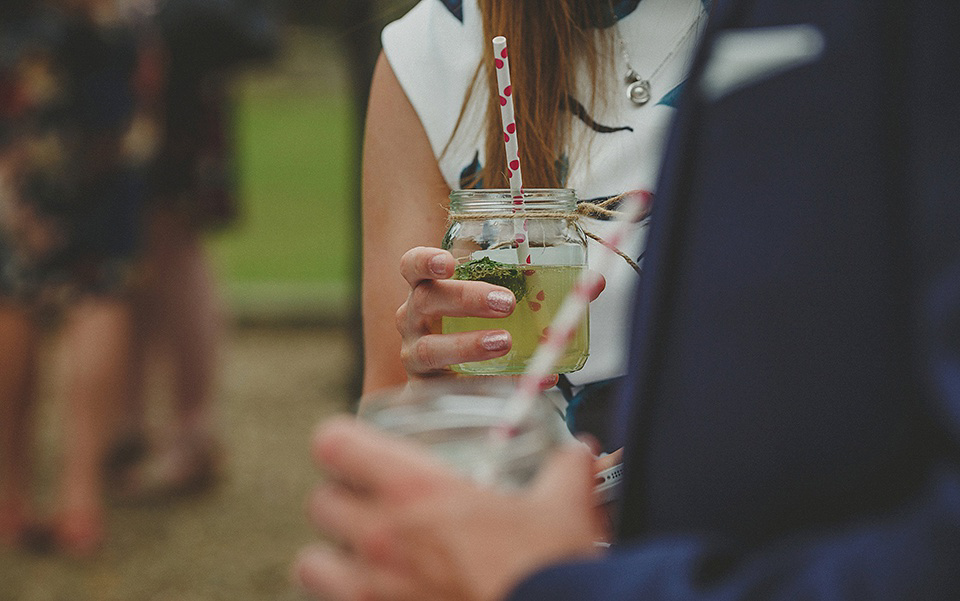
xmin=443 ymin=259 xmax=589 ymax=374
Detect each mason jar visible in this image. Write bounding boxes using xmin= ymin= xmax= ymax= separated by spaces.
xmin=441 ymin=188 xmax=589 ymax=375
xmin=358 ymin=379 xmax=570 ymax=489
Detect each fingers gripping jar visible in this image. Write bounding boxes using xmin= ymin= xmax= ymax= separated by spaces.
xmin=441 ymin=189 xmax=589 ymax=375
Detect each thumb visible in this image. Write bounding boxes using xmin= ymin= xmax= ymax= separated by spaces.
xmin=531 ymin=443 xmax=597 ymax=504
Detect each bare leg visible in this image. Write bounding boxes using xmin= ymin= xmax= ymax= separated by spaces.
xmin=106 ymin=270 xmax=153 ymax=477
xmin=0 ymin=303 xmax=38 ymax=546
xmin=150 ymin=209 xmax=222 ymax=442
xmin=56 ymin=296 xmax=132 ymax=555
xmin=118 ymin=282 xmax=151 ymax=442
xmin=118 ymin=209 xmax=223 ymax=500
xmin=109 ymin=216 xmax=167 ymax=473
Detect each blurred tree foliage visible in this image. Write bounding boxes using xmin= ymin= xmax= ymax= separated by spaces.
xmin=278 ymin=0 xmax=416 ymax=114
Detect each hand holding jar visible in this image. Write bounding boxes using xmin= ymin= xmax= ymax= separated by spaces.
xmin=395 ymin=245 xmax=520 ymax=377
xmin=395 ymin=189 xmax=605 ymax=381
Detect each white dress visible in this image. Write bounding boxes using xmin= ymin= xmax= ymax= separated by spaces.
xmin=382 ymin=0 xmax=706 ymax=401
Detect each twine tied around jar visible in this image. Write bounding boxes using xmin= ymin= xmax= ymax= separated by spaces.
xmin=446 ymin=190 xmax=653 ymax=275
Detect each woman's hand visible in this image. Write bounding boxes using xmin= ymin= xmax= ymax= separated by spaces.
xmin=396 ymin=246 xmax=518 ymax=379
xmin=396 ymin=246 xmax=606 ymax=385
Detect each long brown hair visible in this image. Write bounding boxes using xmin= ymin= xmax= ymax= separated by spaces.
xmin=450 ymin=0 xmax=613 ymax=189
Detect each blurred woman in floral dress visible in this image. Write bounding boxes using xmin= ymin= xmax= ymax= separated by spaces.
xmin=0 ymin=0 xmax=159 ymax=556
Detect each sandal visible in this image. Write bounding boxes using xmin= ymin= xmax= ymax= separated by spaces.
xmin=50 ymin=508 xmax=105 ymax=558
xmin=104 ymin=431 xmax=149 ymax=483
xmin=14 ymin=508 xmax=106 ymax=558
xmin=0 ymin=501 xmax=44 ymax=551
xmin=115 ymin=436 xmax=223 ymax=504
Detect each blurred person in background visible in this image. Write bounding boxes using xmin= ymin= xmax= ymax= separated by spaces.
xmin=0 ymin=0 xmax=159 ymax=556
xmin=109 ymin=0 xmax=278 ymax=501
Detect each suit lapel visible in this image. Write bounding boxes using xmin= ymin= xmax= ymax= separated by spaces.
xmin=613 ymin=0 xmax=753 ymax=538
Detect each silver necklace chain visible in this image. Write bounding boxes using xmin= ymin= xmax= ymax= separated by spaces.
xmin=614 ymin=7 xmax=705 ymax=105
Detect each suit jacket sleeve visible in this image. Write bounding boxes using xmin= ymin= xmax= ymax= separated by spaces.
xmin=507 ymin=468 xmax=960 ymax=599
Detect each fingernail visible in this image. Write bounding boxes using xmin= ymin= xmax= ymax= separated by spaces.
xmin=486 ymin=290 xmax=514 ymax=313
xmin=481 ymin=332 xmax=510 ymax=351
xmin=429 ymin=255 xmax=448 ymax=276
xmin=539 ymin=375 xmax=558 ymax=389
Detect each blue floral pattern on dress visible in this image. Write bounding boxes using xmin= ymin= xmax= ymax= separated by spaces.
xmin=591 ymin=0 xmax=641 ymax=28
xmin=459 ymin=151 xmax=482 ymax=188
xmin=437 ymin=0 xmax=463 ymax=22
xmin=612 ymin=0 xmax=642 ymax=21
xmin=0 ymin=9 xmax=156 ymax=302
xmin=658 ymin=81 xmax=686 ymax=108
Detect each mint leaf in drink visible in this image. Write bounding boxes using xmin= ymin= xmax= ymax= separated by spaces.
xmin=453 ymin=257 xmax=527 ymax=301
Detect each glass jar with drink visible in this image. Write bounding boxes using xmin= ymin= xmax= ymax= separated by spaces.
xmin=442 ymin=188 xmax=589 ymax=375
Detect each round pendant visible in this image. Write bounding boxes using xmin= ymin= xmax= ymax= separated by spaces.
xmin=627 ymin=79 xmax=651 ymax=105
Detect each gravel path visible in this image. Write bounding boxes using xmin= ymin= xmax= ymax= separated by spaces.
xmin=0 ymin=326 xmax=355 ymax=601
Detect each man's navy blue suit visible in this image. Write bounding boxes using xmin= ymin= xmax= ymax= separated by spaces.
xmin=510 ymin=0 xmax=960 ymax=598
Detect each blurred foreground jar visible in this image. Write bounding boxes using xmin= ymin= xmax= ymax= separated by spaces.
xmin=442 ymin=188 xmax=589 ymax=375
xmin=358 ymin=379 xmax=570 ymax=489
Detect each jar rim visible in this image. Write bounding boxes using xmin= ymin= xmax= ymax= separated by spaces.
xmin=449 ymin=188 xmax=578 ymax=213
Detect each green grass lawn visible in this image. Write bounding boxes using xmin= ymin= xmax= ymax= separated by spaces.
xmin=209 ymin=86 xmax=359 ymax=295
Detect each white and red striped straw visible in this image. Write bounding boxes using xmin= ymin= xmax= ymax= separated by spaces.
xmin=492 ymin=35 xmax=531 ymax=265
xmin=506 ymin=190 xmax=652 ymax=423
xmin=477 ymin=190 xmax=651 ymax=484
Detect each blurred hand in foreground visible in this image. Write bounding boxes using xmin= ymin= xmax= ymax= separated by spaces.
xmin=294 ymin=416 xmax=605 ymax=601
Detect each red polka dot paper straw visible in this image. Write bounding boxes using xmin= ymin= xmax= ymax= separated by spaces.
xmin=492 ymin=35 xmax=531 ymax=264
xmin=477 ymin=190 xmax=651 ymax=485
xmin=508 ymin=191 xmax=652 ymax=425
